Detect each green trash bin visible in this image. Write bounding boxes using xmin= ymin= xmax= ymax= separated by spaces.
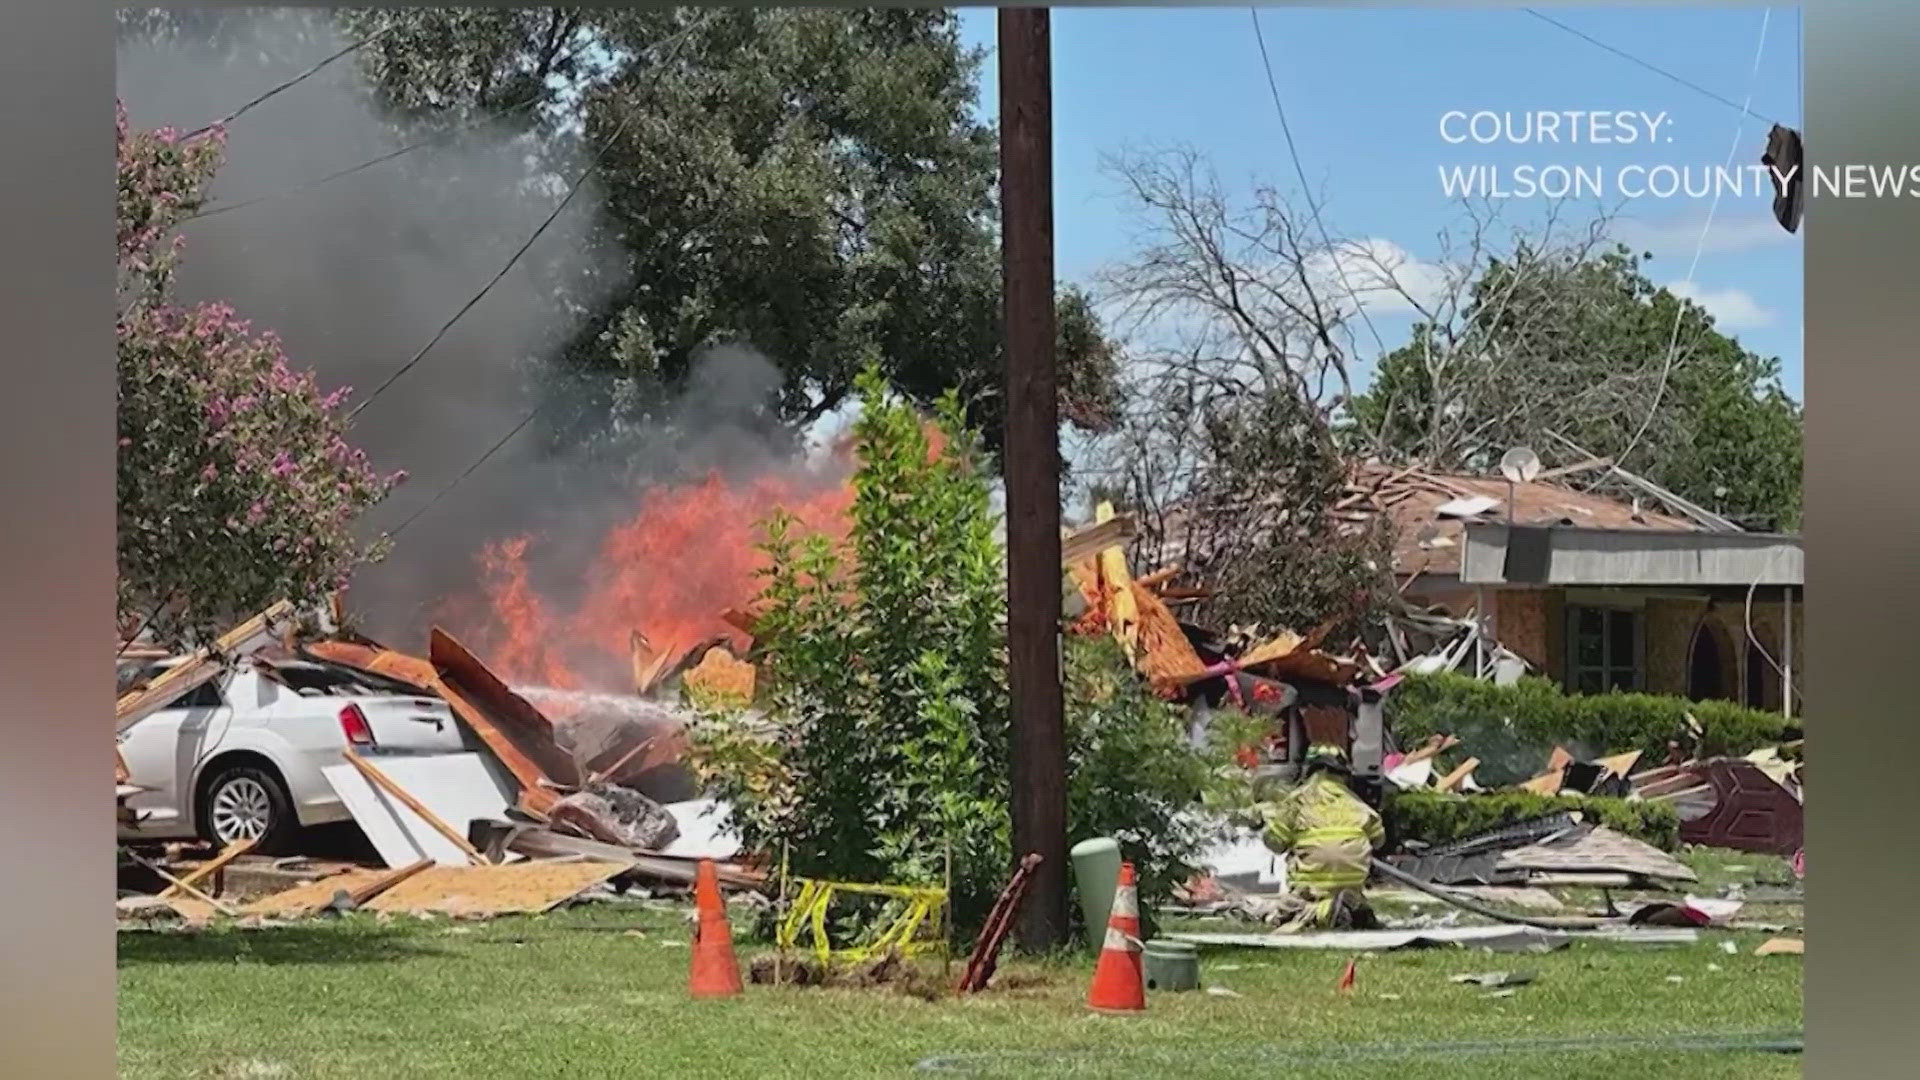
xmin=1069 ymin=837 xmax=1122 ymax=949
xmin=1142 ymin=939 xmax=1201 ymax=992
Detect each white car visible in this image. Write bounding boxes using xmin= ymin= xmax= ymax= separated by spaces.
xmin=116 ymin=654 xmax=471 ymax=852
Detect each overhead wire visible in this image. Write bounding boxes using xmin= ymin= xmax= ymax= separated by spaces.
xmin=183 ymin=26 xmax=393 ymax=140
xmin=185 ymin=94 xmax=546 ymax=223
xmin=367 ymin=11 xmax=720 ymax=536
xmin=1524 ymin=9 xmax=1784 ymax=128
xmin=1247 ymin=9 xmax=1390 ymax=364
xmin=1613 ymin=8 xmax=1773 ymax=475
xmin=348 ymin=10 xmax=717 ymax=422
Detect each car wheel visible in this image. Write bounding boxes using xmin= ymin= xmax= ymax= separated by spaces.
xmin=200 ymin=764 xmax=299 ymax=854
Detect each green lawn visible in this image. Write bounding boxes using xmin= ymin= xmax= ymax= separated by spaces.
xmin=118 ymin=898 xmax=1802 ymax=1079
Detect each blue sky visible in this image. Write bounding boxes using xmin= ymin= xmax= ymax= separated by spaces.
xmin=956 ymin=5 xmax=1804 ymax=400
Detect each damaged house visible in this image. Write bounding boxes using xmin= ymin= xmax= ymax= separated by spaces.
xmin=1149 ymin=461 xmax=1802 ymax=712
xmin=1352 ymin=464 xmax=1802 ymax=711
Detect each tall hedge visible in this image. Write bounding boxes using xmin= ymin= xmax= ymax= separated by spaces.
xmin=1386 ymin=672 xmax=1791 ymax=786
xmin=1383 ymin=790 xmax=1683 ymax=852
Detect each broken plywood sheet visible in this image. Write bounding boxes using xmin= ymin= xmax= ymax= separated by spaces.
xmin=1496 ymin=826 xmax=1697 ymax=883
xmin=362 ymin=862 xmax=626 ymax=917
xmin=242 ymin=869 xmax=393 ymax=918
xmin=323 ymin=753 xmax=516 ymax=868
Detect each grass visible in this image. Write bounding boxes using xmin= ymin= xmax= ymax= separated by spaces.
xmin=118 ymin=895 xmax=1802 ymax=1079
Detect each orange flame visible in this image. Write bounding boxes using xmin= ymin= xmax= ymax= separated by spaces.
xmin=465 ymin=467 xmax=853 ymax=692
xmin=452 ymin=418 xmax=953 ymax=694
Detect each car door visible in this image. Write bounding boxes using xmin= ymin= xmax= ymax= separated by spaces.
xmin=118 ymin=672 xmax=234 ymax=836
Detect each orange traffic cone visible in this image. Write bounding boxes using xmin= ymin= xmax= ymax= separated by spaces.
xmin=1337 ymin=956 xmax=1357 ymax=994
xmin=1087 ymin=861 xmax=1146 ymax=1013
xmin=688 ymin=859 xmax=743 ymax=999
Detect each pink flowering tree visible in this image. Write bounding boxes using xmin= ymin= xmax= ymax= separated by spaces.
xmin=117 ymin=101 xmax=403 ymax=648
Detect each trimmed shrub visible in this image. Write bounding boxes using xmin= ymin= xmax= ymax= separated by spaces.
xmin=1386 ymin=672 xmax=1791 ymax=786
xmin=1384 ymin=789 xmax=1683 ymax=853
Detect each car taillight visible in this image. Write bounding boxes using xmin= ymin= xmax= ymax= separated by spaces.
xmin=339 ymin=704 xmax=377 ymax=748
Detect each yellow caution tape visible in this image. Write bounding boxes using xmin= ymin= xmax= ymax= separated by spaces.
xmin=776 ymin=877 xmax=949 ymax=965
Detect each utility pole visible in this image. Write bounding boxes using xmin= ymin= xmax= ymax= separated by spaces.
xmin=999 ymin=7 xmax=1069 ymax=951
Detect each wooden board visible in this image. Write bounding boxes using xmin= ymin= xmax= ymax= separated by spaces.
xmin=116 ymin=601 xmax=295 ymax=731
xmin=361 ymin=862 xmax=627 ymax=917
xmin=430 ymin=628 xmax=580 ymax=787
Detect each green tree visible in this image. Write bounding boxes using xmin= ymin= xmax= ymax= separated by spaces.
xmin=1350 ymin=244 xmax=1802 ymax=530
xmin=117 ymin=101 xmax=400 ymax=648
xmin=329 ymin=7 xmax=1121 ymax=456
xmin=688 ymin=369 xmax=1236 ymax=934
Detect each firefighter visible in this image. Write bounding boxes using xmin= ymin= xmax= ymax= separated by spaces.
xmin=1259 ymin=743 xmax=1385 ymax=930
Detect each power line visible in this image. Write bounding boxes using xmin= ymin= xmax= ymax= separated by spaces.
xmin=184 ymin=27 xmax=392 ymax=140
xmin=186 ymin=95 xmax=545 ymax=223
xmin=1524 ymin=9 xmax=1783 ymax=129
xmin=1248 ymin=9 xmax=1390 ymax=361
xmin=1615 ymin=8 xmax=1773 ymax=476
xmin=348 ymin=12 xmax=716 ymax=422
xmin=387 ymin=402 xmax=546 ymax=539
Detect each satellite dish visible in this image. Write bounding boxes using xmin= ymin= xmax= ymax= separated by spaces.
xmin=1499 ymin=447 xmax=1542 ymax=485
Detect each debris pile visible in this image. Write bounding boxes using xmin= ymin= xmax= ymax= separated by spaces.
xmin=117 ymin=602 xmax=765 ymax=930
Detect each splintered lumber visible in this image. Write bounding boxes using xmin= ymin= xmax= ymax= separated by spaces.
xmin=115 ymin=747 xmax=131 ymax=786
xmin=1135 ymin=564 xmax=1181 ymax=590
xmin=159 ymin=837 xmax=258 ymax=899
xmin=1235 ymin=629 xmax=1309 ymax=670
xmin=1436 ymin=757 xmax=1480 ymax=793
xmin=1519 ymin=770 xmax=1566 ymax=797
xmin=1061 ymin=514 xmax=1136 ymax=566
xmin=1595 ymin=750 xmax=1644 ymax=780
xmin=427 ymin=627 xmax=579 ymax=809
xmin=341 ymin=749 xmax=488 ymax=866
xmin=122 ymin=850 xmax=239 ymax=916
xmin=1131 ymin=581 xmax=1208 ymax=691
xmin=629 ymin=631 xmax=651 ymax=695
xmin=116 ymin=600 xmax=297 ymax=732
xmin=636 ymin=638 xmax=681 ymax=696
xmin=1399 ymin=735 xmax=1461 ymax=768
xmin=347 ymin=858 xmax=434 ymax=908
xmin=1090 ymin=503 xmax=1143 ymax=662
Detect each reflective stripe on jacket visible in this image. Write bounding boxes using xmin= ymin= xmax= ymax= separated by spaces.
xmin=1260 ymin=773 xmax=1384 ymax=894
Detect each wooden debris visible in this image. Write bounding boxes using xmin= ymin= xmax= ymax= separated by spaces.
xmin=629 ymin=631 xmax=651 ymax=695
xmin=159 ymin=837 xmax=258 ymax=900
xmin=1134 ymin=564 xmax=1181 ymax=590
xmin=242 ymin=869 xmax=391 ymax=918
xmin=683 ymin=646 xmax=756 ymax=709
xmin=1755 ymin=937 xmax=1804 ymax=957
xmin=116 ymin=600 xmax=296 ymax=732
xmin=122 ymin=850 xmax=239 ymax=916
xmin=1594 ymin=750 xmax=1643 ymax=781
xmin=635 ymin=638 xmax=681 ymax=696
xmin=346 ymin=859 xmax=434 ymax=908
xmin=1061 ymin=513 xmax=1137 ymax=566
xmin=1436 ymin=757 xmax=1480 ymax=793
xmin=362 ymin=861 xmax=627 ymax=917
xmin=425 ymin=628 xmax=578 ymax=816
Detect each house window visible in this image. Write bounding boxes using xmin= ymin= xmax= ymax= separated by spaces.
xmin=1567 ymin=605 xmax=1640 ymax=693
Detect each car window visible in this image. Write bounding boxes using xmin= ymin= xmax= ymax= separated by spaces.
xmin=167 ymin=680 xmax=225 ymax=710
